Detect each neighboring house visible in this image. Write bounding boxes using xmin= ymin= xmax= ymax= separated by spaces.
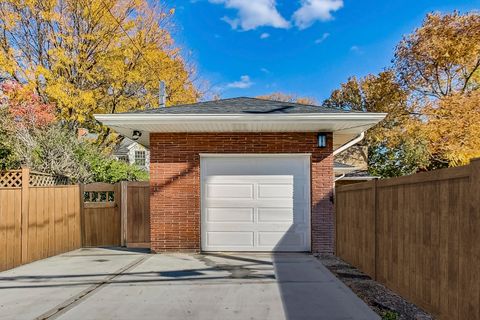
xmin=113 ymin=137 xmax=150 ymax=171
xmin=78 ymin=128 xmax=150 ymax=171
xmin=95 ymin=97 xmax=386 ymax=254
xmin=334 ymin=145 xmax=378 ymax=185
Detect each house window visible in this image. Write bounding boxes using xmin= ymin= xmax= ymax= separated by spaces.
xmin=117 ymin=155 xmax=129 ymax=162
xmin=135 ymin=151 xmax=146 ymax=166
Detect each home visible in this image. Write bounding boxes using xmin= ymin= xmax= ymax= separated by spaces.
xmin=78 ymin=128 xmax=150 ymax=171
xmin=95 ymin=97 xmax=386 ymax=254
xmin=113 ymin=137 xmax=150 ymax=170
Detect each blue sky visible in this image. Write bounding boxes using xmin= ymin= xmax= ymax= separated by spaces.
xmin=169 ymin=0 xmax=479 ymax=102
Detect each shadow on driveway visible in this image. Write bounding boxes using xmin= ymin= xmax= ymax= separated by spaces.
xmin=0 ymin=248 xmax=379 ymax=320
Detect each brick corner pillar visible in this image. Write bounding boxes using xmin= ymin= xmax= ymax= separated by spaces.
xmin=311 ymin=140 xmax=335 ymax=254
xmin=149 ymin=133 xmax=201 ymax=253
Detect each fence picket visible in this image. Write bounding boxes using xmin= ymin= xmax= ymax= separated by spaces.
xmin=0 ymin=169 xmax=150 ymax=272
xmin=336 ymin=159 xmax=480 ymax=320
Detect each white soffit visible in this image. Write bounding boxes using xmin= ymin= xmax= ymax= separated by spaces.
xmin=94 ymin=113 xmax=387 ymax=149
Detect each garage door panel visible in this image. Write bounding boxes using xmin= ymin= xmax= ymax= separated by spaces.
xmin=206 ymin=175 xmax=294 ymax=183
xmin=206 ymin=231 xmax=254 ymax=247
xmin=206 ymin=184 xmax=254 ymax=199
xmin=257 ymin=183 xmax=293 ymax=199
xmin=204 ymin=159 xmax=306 ymax=176
xmin=257 ymin=232 xmax=305 ymax=248
xmin=205 ymin=223 xmax=293 ymax=232
xmin=206 ymin=208 xmax=254 ymax=222
xmin=257 ymin=208 xmax=293 ymax=222
xmin=206 ymin=200 xmax=293 ymax=208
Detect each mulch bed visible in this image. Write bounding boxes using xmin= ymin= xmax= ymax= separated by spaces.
xmin=316 ymin=254 xmax=434 ymax=320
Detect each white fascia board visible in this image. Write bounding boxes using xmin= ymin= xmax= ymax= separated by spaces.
xmin=94 ymin=113 xmax=387 ymax=124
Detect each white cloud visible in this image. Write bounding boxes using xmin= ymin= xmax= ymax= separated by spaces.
xmin=314 ymin=32 xmax=330 ymax=44
xmin=260 ymin=32 xmax=270 ymax=39
xmin=260 ymin=67 xmax=270 ymax=73
xmin=293 ymin=0 xmax=343 ymax=29
xmin=227 ymin=75 xmax=254 ymax=89
xmin=350 ymin=45 xmax=363 ymax=53
xmin=210 ymin=0 xmax=290 ymax=31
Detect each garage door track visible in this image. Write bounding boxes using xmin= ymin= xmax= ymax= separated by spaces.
xmin=0 ymin=248 xmax=379 ymax=320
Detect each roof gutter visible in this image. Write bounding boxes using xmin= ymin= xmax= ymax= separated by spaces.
xmin=332 ymin=132 xmax=365 ymax=156
xmin=94 ymin=113 xmax=387 ymax=123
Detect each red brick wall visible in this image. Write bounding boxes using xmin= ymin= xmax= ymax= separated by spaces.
xmin=149 ymin=132 xmax=334 ymax=253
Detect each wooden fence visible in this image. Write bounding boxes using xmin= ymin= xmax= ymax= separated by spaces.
xmin=81 ymin=183 xmax=121 ymax=247
xmin=122 ymin=182 xmax=150 ymax=248
xmin=335 ymin=159 xmax=480 ymax=320
xmin=0 ymin=168 xmax=81 ymax=272
xmin=0 ymin=168 xmax=150 ymax=272
xmin=81 ymin=181 xmax=150 ymax=248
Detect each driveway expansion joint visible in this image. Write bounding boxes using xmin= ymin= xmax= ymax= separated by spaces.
xmin=34 ymin=254 xmax=150 ymax=320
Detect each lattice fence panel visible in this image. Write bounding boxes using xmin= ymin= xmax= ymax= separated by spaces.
xmin=29 ymin=172 xmax=69 ymax=187
xmin=0 ymin=169 xmax=70 ymax=188
xmin=0 ymin=170 xmax=22 ymax=188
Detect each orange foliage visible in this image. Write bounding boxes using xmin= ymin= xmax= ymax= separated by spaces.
xmin=1 ymin=81 xmax=55 ymax=129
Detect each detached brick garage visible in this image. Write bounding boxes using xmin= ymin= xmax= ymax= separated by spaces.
xmin=95 ymin=97 xmax=385 ymax=254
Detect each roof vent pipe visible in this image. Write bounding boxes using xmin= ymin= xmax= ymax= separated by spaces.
xmin=159 ymin=81 xmax=167 ymax=108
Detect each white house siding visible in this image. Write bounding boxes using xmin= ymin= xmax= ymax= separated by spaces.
xmin=127 ymin=143 xmax=150 ymax=171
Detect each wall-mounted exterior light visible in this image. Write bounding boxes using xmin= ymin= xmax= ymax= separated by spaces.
xmin=132 ymin=130 xmax=142 ymax=141
xmin=317 ymin=133 xmax=327 ymax=148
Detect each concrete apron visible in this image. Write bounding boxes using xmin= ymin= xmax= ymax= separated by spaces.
xmin=0 ymin=248 xmax=379 ymax=320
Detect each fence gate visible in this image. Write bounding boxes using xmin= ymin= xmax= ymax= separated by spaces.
xmin=81 ymin=181 xmax=150 ymax=248
xmin=121 ymin=181 xmax=150 ymax=248
xmin=81 ymin=183 xmax=121 ymax=247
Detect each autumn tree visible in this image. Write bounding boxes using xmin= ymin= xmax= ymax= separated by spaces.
xmin=0 ymin=0 xmax=199 ymax=131
xmin=394 ymin=11 xmax=480 ymax=166
xmin=323 ymin=71 xmax=430 ymax=177
xmin=325 ymin=12 xmax=480 ymax=175
xmin=395 ymin=12 xmax=480 ymax=98
xmin=0 ymin=81 xmax=148 ymax=181
xmin=257 ymin=92 xmax=317 ymax=105
xmin=0 ymin=81 xmax=57 ymax=169
xmin=422 ymin=91 xmax=480 ymax=166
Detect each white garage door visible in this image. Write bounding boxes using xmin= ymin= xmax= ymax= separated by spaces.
xmin=201 ymin=155 xmax=310 ymax=252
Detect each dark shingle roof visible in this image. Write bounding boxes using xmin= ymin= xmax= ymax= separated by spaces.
xmin=121 ymin=97 xmax=358 ymax=115
xmin=334 ymin=162 xmax=356 ymax=169
xmin=114 ymin=137 xmax=136 ymax=155
xmin=344 ymin=170 xmax=378 ymax=178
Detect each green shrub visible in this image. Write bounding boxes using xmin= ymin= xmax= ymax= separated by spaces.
xmin=76 ymin=142 xmax=149 ymax=183
xmin=0 ymin=123 xmax=148 ymax=183
xmin=382 ymin=310 xmax=399 ymax=320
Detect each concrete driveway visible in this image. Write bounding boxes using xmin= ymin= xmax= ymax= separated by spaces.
xmin=0 ymin=248 xmax=379 ymax=320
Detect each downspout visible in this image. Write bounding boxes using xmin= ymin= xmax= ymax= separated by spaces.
xmin=334 ymin=173 xmax=345 ymax=182
xmin=332 ymin=132 xmax=365 ymax=156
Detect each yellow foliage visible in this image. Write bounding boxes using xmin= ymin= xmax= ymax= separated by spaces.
xmin=394 ymin=11 xmax=480 ymax=166
xmin=257 ymin=92 xmax=317 ymax=105
xmin=395 ymin=11 xmax=480 ymax=97
xmin=421 ymin=91 xmax=480 ymax=166
xmin=0 ymin=0 xmax=199 ymax=128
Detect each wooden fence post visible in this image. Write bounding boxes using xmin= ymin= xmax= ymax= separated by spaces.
xmin=459 ymin=159 xmax=480 ymax=319
xmin=120 ymin=181 xmax=128 ymax=247
xmin=20 ymin=167 xmax=30 ymax=264
xmin=373 ymin=179 xmax=378 ymax=281
xmin=79 ymin=183 xmax=85 ymax=247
